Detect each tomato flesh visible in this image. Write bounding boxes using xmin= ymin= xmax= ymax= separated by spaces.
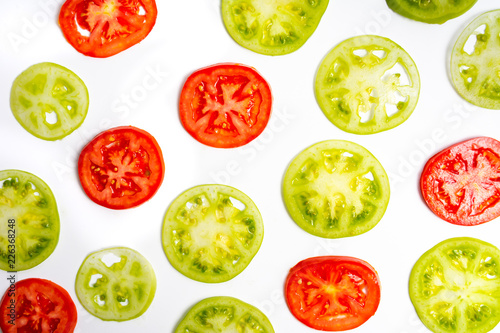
xmin=451 ymin=10 xmax=500 ymax=110
xmin=410 ymin=237 xmax=500 ymax=333
xmin=386 ymin=0 xmax=478 ymax=24
xmin=175 ymin=296 xmax=275 ymax=332
xmin=75 ymin=247 xmax=156 ymax=321
xmin=162 ymin=185 xmax=264 ymax=283
xmin=421 ymin=137 xmax=500 ymax=225
xmin=59 ymin=0 xmax=157 ymax=57
xmin=283 ymin=140 xmax=390 ymax=238
xmin=315 ymin=35 xmax=420 ymax=134
xmin=78 ymin=126 xmax=164 ymax=209
xmin=0 ymin=170 xmax=59 ymax=271
xmin=10 ymin=62 xmax=89 ymax=141
xmin=222 ymin=0 xmax=329 ymax=55
xmin=286 ymin=256 xmax=381 ymax=331
xmin=0 ymin=278 xmax=77 ymax=333
xmin=180 ymin=63 xmax=272 ymax=148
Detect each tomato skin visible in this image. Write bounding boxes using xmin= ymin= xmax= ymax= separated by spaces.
xmin=78 ymin=126 xmax=164 ymax=209
xmin=59 ymin=0 xmax=157 ymax=58
xmin=285 ymin=256 xmax=381 ymax=331
xmin=0 ymin=278 xmax=77 ymax=333
xmin=420 ymin=137 xmax=500 ymax=226
xmin=179 ymin=63 xmax=272 ymax=148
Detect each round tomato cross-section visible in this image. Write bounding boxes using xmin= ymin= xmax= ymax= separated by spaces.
xmin=0 ymin=278 xmax=77 ymax=333
xmin=285 ymin=256 xmax=381 ymax=331
xmin=179 ymin=63 xmax=272 ymax=148
xmin=58 ymin=0 xmax=157 ymax=58
xmin=78 ymin=126 xmax=164 ymax=209
xmin=420 ymin=137 xmax=500 ymax=225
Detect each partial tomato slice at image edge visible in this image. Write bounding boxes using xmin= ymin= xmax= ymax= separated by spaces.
xmin=386 ymin=0 xmax=478 ymax=24
xmin=0 ymin=278 xmax=77 ymax=333
xmin=180 ymin=63 xmax=272 ymax=148
xmin=285 ymin=256 xmax=381 ymax=331
xmin=174 ymin=296 xmax=275 ymax=332
xmin=78 ymin=126 xmax=165 ymax=210
xmin=0 ymin=170 xmax=59 ymax=271
xmin=75 ymin=247 xmax=156 ymax=321
xmin=58 ymin=0 xmax=157 ymax=57
xmin=162 ymin=184 xmax=264 ymax=283
xmin=409 ymin=237 xmax=500 ymax=333
xmin=420 ymin=137 xmax=500 ymax=225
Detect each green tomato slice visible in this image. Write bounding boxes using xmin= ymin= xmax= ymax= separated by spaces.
xmin=221 ymin=0 xmax=329 ymax=55
xmin=75 ymin=247 xmax=156 ymax=321
xmin=10 ymin=62 xmax=89 ymax=140
xmin=386 ymin=0 xmax=478 ymax=24
xmin=315 ymin=35 xmax=420 ymax=134
xmin=451 ymin=10 xmax=500 ymax=110
xmin=162 ymin=185 xmax=264 ymax=283
xmin=409 ymin=237 xmax=500 ymax=333
xmin=175 ymin=296 xmax=275 ymax=333
xmin=283 ymin=140 xmax=390 ymax=238
xmin=0 ymin=170 xmax=59 ymax=271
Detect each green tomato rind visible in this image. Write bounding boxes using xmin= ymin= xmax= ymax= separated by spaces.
xmin=386 ymin=0 xmax=478 ymax=24
xmin=175 ymin=296 xmax=275 ymax=333
xmin=315 ymin=35 xmax=420 ymax=134
xmin=0 ymin=169 xmax=59 ymax=271
xmin=409 ymin=237 xmax=500 ymax=333
xmin=75 ymin=247 xmax=156 ymax=321
xmin=221 ymin=0 xmax=329 ymax=56
xmin=283 ymin=140 xmax=390 ymax=238
xmin=451 ymin=10 xmax=500 ymax=110
xmin=162 ymin=185 xmax=264 ymax=283
xmin=10 ymin=62 xmax=89 ymax=140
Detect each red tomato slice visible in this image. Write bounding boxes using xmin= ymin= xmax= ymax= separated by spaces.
xmin=285 ymin=256 xmax=381 ymax=331
xmin=420 ymin=137 xmax=500 ymax=226
xmin=179 ymin=63 xmax=273 ymax=148
xmin=78 ymin=126 xmax=164 ymax=209
xmin=59 ymin=0 xmax=157 ymax=58
xmin=0 ymin=278 xmax=77 ymax=333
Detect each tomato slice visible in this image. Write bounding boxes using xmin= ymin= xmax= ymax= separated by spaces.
xmin=179 ymin=63 xmax=272 ymax=148
xmin=285 ymin=256 xmax=381 ymax=331
xmin=78 ymin=126 xmax=164 ymax=209
xmin=175 ymin=296 xmax=275 ymax=333
xmin=410 ymin=237 xmax=500 ymax=333
xmin=10 ymin=62 xmax=89 ymax=141
xmin=315 ymin=35 xmax=420 ymax=134
xmin=58 ymin=0 xmax=157 ymax=58
xmin=420 ymin=137 xmax=500 ymax=226
xmin=75 ymin=247 xmax=156 ymax=321
xmin=386 ymin=0 xmax=478 ymax=24
xmin=0 ymin=170 xmax=59 ymax=271
xmin=162 ymin=185 xmax=264 ymax=283
xmin=283 ymin=140 xmax=390 ymax=238
xmin=221 ymin=0 xmax=329 ymax=55
xmin=0 ymin=278 xmax=77 ymax=333
xmin=451 ymin=10 xmax=500 ymax=110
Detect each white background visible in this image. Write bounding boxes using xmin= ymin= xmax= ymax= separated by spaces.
xmin=1 ymin=0 xmax=500 ymax=332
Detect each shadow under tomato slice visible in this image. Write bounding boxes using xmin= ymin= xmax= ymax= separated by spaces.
xmin=78 ymin=126 xmax=164 ymax=209
xmin=180 ymin=63 xmax=272 ymax=148
xmin=59 ymin=0 xmax=157 ymax=58
xmin=0 ymin=278 xmax=77 ymax=333
xmin=285 ymin=256 xmax=381 ymax=331
xmin=420 ymin=137 xmax=500 ymax=225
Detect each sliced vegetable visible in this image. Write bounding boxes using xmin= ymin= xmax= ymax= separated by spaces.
xmin=10 ymin=62 xmax=89 ymax=140
xmin=283 ymin=140 xmax=390 ymax=238
xmin=162 ymin=185 xmax=264 ymax=283
xmin=410 ymin=237 xmax=500 ymax=333
xmin=315 ymin=35 xmax=420 ymax=134
xmin=75 ymin=247 xmax=156 ymax=321
xmin=451 ymin=9 xmax=500 ymax=110
xmin=386 ymin=0 xmax=478 ymax=24
xmin=0 ymin=170 xmax=59 ymax=271
xmin=175 ymin=296 xmax=275 ymax=332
